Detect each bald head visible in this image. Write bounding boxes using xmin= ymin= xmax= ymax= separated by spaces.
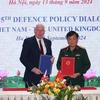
xmin=36 ymin=24 xmax=44 ymax=29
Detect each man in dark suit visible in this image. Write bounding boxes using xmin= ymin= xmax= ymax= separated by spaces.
xmin=20 ymin=23 xmax=54 ymax=87
xmin=57 ymin=31 xmax=91 ymax=87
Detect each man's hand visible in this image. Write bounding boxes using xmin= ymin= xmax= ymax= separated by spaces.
xmin=31 ymin=67 xmax=42 ymax=74
xmin=50 ymin=57 xmax=55 ymax=64
xmin=70 ymin=73 xmax=80 ymax=78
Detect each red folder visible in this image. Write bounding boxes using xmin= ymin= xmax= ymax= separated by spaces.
xmin=61 ymin=57 xmax=75 ymax=76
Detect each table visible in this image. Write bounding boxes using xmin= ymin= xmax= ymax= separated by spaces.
xmin=74 ymin=89 xmax=100 ymax=100
xmin=0 ymin=88 xmax=100 ymax=100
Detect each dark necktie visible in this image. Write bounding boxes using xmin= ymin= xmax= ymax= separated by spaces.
xmin=39 ymin=40 xmax=44 ymax=54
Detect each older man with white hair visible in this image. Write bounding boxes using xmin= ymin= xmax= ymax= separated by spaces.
xmin=20 ymin=23 xmax=54 ymax=87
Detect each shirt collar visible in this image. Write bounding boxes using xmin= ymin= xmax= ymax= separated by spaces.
xmin=35 ymin=36 xmax=43 ymax=42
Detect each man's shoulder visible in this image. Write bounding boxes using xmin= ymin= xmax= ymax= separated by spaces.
xmin=77 ymin=45 xmax=85 ymax=50
xmin=23 ymin=36 xmax=35 ymax=45
xmin=77 ymin=45 xmax=87 ymax=53
xmin=43 ymin=37 xmax=51 ymax=42
xmin=24 ymin=36 xmax=34 ymax=41
xmin=61 ymin=46 xmax=68 ymax=51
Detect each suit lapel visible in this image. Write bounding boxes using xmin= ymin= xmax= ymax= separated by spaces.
xmin=43 ymin=38 xmax=48 ymax=54
xmin=32 ymin=36 xmax=41 ymax=53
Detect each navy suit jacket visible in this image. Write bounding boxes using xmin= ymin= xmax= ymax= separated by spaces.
xmin=20 ymin=36 xmax=52 ymax=85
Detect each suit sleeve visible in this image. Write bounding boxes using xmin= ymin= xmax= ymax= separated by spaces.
xmin=20 ymin=39 xmax=34 ymax=71
xmin=49 ymin=41 xmax=52 ymax=55
xmin=45 ymin=39 xmax=52 ymax=56
xmin=56 ymin=49 xmax=63 ymax=70
xmin=79 ymin=49 xmax=91 ymax=74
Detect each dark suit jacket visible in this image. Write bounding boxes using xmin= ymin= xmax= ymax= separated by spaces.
xmin=20 ymin=36 xmax=52 ymax=85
